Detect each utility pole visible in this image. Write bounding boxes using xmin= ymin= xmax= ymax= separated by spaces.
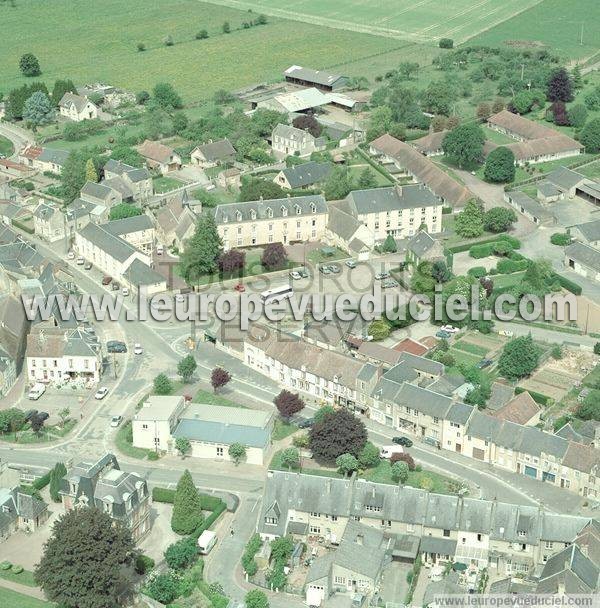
xmin=580 ymin=23 xmax=584 ymax=45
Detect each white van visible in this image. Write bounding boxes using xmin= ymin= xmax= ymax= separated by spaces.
xmin=156 ymin=244 xmax=164 ymax=255
xmin=28 ymin=383 xmax=46 ymax=400
xmin=197 ymin=530 xmax=217 ymax=555
xmin=379 ymin=445 xmax=404 ymax=459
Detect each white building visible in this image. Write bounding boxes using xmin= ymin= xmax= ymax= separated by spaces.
xmin=59 ymin=93 xmax=99 ymax=122
xmin=132 ymin=395 xmax=185 ymax=452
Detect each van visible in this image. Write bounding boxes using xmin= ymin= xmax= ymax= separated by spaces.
xmin=379 ymin=445 xmax=404 ymax=459
xmin=197 ymin=530 xmax=217 ymax=555
xmin=156 ymin=244 xmax=164 ymax=255
xmin=28 ymin=383 xmax=46 ymax=400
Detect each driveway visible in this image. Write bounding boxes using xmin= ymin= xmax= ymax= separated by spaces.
xmin=138 ymin=502 xmax=182 ymax=563
xmin=380 ymin=561 xmax=411 ymax=604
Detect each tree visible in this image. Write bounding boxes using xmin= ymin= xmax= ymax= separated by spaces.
xmin=594 ymin=342 xmax=600 ymax=356
xmin=5 ymin=82 xmax=49 ymax=120
xmin=19 ymin=53 xmax=41 ymax=77
xmin=136 ymin=90 xmax=150 ymax=105
xmin=222 ymin=21 xmax=231 ymax=33
xmin=391 ymin=452 xmax=416 ymax=470
xmin=153 ymin=373 xmax=173 ymax=395
xmin=572 ymin=65 xmax=583 ymax=89
xmin=35 ymin=507 xmax=135 ymax=608
xmin=196 ymin=29 xmax=209 ymax=39
xmin=498 ymin=335 xmax=541 ymax=380
xmin=549 ymin=101 xmax=569 ymax=126
xmin=484 ymin=147 xmax=515 ymax=183
xmin=49 ymin=462 xmax=67 ymax=502
xmin=547 ymin=68 xmax=573 ymax=102
xmin=358 ymin=441 xmax=381 ymax=468
xmin=145 ymin=573 xmax=179 ymax=604
xmin=324 ymin=166 xmax=354 ymax=200
xmin=357 ymin=167 xmax=377 ymax=189
xmin=577 ymin=390 xmax=600 ymax=421
xmin=177 ymin=354 xmax=197 ymax=383
xmin=261 ymin=242 xmax=287 ymax=269
xmin=111 ymin=145 xmax=144 ymax=167
xmin=431 ymin=115 xmax=447 ymax=132
xmin=439 ymin=38 xmax=453 ymax=49
xmin=585 ymin=85 xmax=600 ymax=111
xmin=580 ymin=118 xmax=600 ymax=153
xmin=58 ymin=407 xmax=70 ymax=428
xmin=336 ymin=453 xmax=359 ymax=476
xmin=218 ymin=249 xmax=245 ymax=274
xmin=431 ymin=260 xmax=451 ymax=283
xmin=476 ymin=102 xmax=492 ymax=120
xmin=152 ymin=82 xmax=183 ymax=110
xmin=175 ymin=437 xmax=191 ymax=457
xmin=239 ymin=177 xmax=284 ymax=201
xmin=180 ymin=214 xmax=222 ymax=283
xmin=483 ymin=207 xmax=517 ymax=233
xmin=551 ymin=344 xmax=563 ymax=359
xmin=314 ymin=405 xmax=335 ymax=424
xmin=368 ymin=318 xmax=391 ymax=341
xmin=85 ymin=157 xmax=98 ymax=182
xmin=165 ymin=536 xmax=198 ymax=570
xmin=397 ymin=61 xmax=419 ymax=80
xmin=455 ymin=199 xmax=484 ymax=238
xmin=0 ymin=408 xmax=26 ymax=434
xmin=568 ymin=104 xmax=588 ymax=129
xmin=382 ymin=233 xmax=397 ymax=253
xmin=292 ymin=114 xmax=322 ymax=137
xmin=309 ymin=409 xmax=367 ymax=463
xmin=442 ymin=124 xmax=485 ymax=168
xmin=23 ymin=91 xmax=54 ymax=130
xmin=30 ymin=413 xmax=46 ymax=436
xmin=280 ymin=447 xmax=300 ymax=470
xmin=171 ymin=470 xmax=203 ymax=534
xmin=246 ymin=589 xmax=269 ymax=608
xmin=109 ymin=203 xmax=143 ymax=221
xmin=137 ymin=42 xmax=146 ymax=52
xmin=163 ymin=34 xmax=174 ymax=46
xmin=51 ymin=79 xmax=77 ymax=105
xmin=274 ymin=390 xmax=304 ymax=419
xmin=211 ymin=367 xmax=231 ymax=392
xmin=391 ymin=461 xmax=409 ymax=484
xmin=229 ymin=443 xmax=246 ymax=464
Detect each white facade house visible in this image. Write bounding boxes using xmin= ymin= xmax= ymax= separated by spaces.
xmin=59 ymin=93 xmax=99 ymax=122
xmin=132 ymin=395 xmax=185 ymax=452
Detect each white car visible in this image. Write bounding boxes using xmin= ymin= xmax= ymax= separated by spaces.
xmin=67 ymin=251 xmax=75 ymax=260
xmin=499 ymin=329 xmax=514 ymax=337
xmin=133 ymin=343 xmax=143 ymax=355
xmin=121 ymin=287 xmax=130 ymax=296
xmin=441 ymin=325 xmax=460 ymax=333
xmin=110 ymin=415 xmax=123 ymax=427
xmin=76 ymin=257 xmax=85 ymax=265
xmin=289 ymin=271 xmax=302 ymax=280
xmin=94 ymin=387 xmax=109 ymax=400
xmin=175 ymin=293 xmax=186 ymax=303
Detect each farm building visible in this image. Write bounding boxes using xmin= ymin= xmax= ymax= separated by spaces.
xmin=411 ymin=130 xmax=448 ymax=157
xmin=564 ymin=241 xmax=600 ymax=282
xmin=273 ymin=161 xmax=331 ymax=189
xmin=284 ymin=65 xmax=348 ymax=91
xmin=504 ymin=191 xmax=555 ymax=226
xmin=570 ymin=219 xmax=600 ymax=248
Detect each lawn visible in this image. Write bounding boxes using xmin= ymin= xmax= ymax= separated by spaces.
xmin=1 ymin=420 xmax=77 ymax=444
xmin=0 ymin=567 xmax=37 ymax=588
xmin=192 ymin=387 xmax=245 ymax=407
xmin=492 ymin=271 xmax=526 ymax=289
xmin=0 ymin=0 xmax=398 ymax=102
xmin=114 ymin=420 xmax=156 ymax=460
xmin=575 ymin=160 xmax=600 ymax=181
xmin=0 ymin=588 xmax=54 ymax=608
xmin=482 ymin=127 xmax=516 ymax=146
xmin=272 ymin=418 xmax=298 ymax=441
xmin=452 ymin=340 xmax=489 ymax=357
xmin=307 ymin=246 xmax=349 ymax=265
xmin=0 ymin=135 xmax=13 ymax=157
xmin=583 ymin=364 xmax=600 ymax=389
xmin=470 ymin=0 xmax=600 ymax=60
xmin=42 ymin=121 xmax=146 ymax=152
xmin=203 ymin=0 xmax=541 ymax=44
xmin=448 ymin=348 xmax=481 ymax=368
xmin=153 ymin=176 xmax=183 ymax=193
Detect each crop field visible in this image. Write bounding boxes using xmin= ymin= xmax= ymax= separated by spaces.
xmin=202 ymin=0 xmax=541 ymax=44
xmin=0 ymin=0 xmax=398 ymax=102
xmin=470 ymin=0 xmax=600 ymax=60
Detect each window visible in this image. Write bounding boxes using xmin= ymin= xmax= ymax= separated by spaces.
xmin=433 ymin=417 xmax=439 ymax=424
xmin=331 ymin=515 xmax=337 ymax=522
xmin=142 ymin=424 xmax=148 ymax=429
xmin=216 ymin=447 xmax=224 ymax=457
xmin=518 ymin=530 xmax=526 ymax=538
xmin=334 ymin=576 xmax=346 ymax=585
xmin=545 ymin=541 xmax=553 ymax=549
xmin=310 ymin=512 xmax=320 ymax=517
xmin=477 ymin=533 xmax=482 ymax=542
xmin=265 ymin=516 xmax=277 ymax=525
xmin=309 ymin=525 xmax=321 ymax=534
xmin=443 ymin=529 xmax=450 ymax=537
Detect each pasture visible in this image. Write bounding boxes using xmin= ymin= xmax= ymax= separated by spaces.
xmin=0 ymin=0 xmax=396 ymax=102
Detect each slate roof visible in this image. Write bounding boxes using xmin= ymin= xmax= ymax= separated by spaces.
xmin=193 ymin=138 xmax=236 ymax=162
xmin=279 ymin=161 xmax=331 ymax=188
xmin=420 ymin=536 xmax=457 ymax=555
xmin=572 ymin=219 xmax=600 ymax=243
xmin=346 ymin=184 xmax=438 ymax=215
xmin=507 ymin=191 xmax=554 ymax=221
xmin=101 ymin=176 xmax=133 ymax=198
xmin=284 ymin=65 xmax=347 ymax=88
xmin=272 ymin=123 xmax=323 ymax=144
xmin=213 ymin=194 xmax=326 ymax=224
xmin=326 ymin=201 xmax=364 ymax=241
xmin=357 ymin=342 xmax=403 ymax=367
xmin=27 ymin=326 xmax=99 ymax=359
xmin=370 ymin=134 xmax=473 ymax=206
xmin=407 ymin=231 xmax=438 ymax=258
xmin=59 ymin=92 xmax=93 ymax=113
xmin=546 ymin=167 xmax=587 ymax=191
xmin=173 ymin=419 xmax=270 ymax=448
xmin=123 ymin=258 xmax=165 ymax=286
xmin=565 ymin=241 xmax=600 ymax=273
xmin=446 ymin=402 xmax=474 ymax=426
xmin=561 ymin=441 xmax=600 ymax=474
xmin=537 ymin=180 xmax=562 ymax=198
xmin=104 ymin=159 xmax=150 ymax=183
xmin=103 ymin=214 xmax=153 ymax=236
xmin=38 ymin=148 xmax=70 ymax=167
xmin=78 ymin=222 xmax=136 ymax=262
xmin=81 ymin=181 xmax=115 ymax=202
xmin=537 ymin=544 xmax=599 ymax=593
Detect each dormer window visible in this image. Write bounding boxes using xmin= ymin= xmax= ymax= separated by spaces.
xmin=267 ymin=207 xmax=273 ymax=218
xmin=250 ymin=209 xmax=257 ymax=220
xmin=333 ymin=374 xmax=339 ymax=383
xmin=236 ymin=211 xmax=242 ymax=222
xmin=70 ymin=482 xmax=77 ymax=494
xmin=222 ymin=215 xmax=228 ymax=223
xmin=311 ymin=203 xmax=316 ymax=213
xmin=295 ymin=204 xmax=301 ymax=215
xmin=281 ymin=205 xmax=288 ymax=217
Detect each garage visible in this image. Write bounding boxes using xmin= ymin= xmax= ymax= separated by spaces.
xmin=524 ymin=466 xmax=538 ymax=478
xmin=472 ymin=447 xmax=485 ymax=461
xmin=542 ymin=472 xmax=555 ymax=483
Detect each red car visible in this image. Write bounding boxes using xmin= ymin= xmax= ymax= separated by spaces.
xmin=234 ymin=283 xmax=245 ymax=292
xmin=101 ymin=276 xmax=112 ymax=285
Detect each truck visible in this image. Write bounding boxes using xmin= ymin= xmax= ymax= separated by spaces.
xmin=379 ymin=445 xmax=404 ymax=459
xmin=28 ymin=383 xmax=46 ymax=400
xmin=197 ymin=530 xmax=217 ymax=555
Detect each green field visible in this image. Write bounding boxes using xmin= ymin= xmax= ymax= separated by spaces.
xmin=0 ymin=136 xmax=13 ymax=157
xmin=470 ymin=0 xmax=600 ymax=60
xmin=0 ymin=588 xmax=54 ymax=608
xmin=202 ymin=0 xmax=541 ymax=44
xmin=0 ymin=0 xmax=400 ymax=102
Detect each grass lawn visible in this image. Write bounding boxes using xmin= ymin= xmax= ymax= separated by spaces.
xmin=192 ymin=388 xmax=245 ymax=407
xmin=0 ymin=0 xmax=398 ymax=102
xmin=0 ymin=567 xmax=37 ymax=588
xmin=0 ymin=588 xmax=54 ymax=608
xmin=272 ymin=418 xmax=298 ymax=441
xmin=448 ymin=348 xmax=481 ymax=368
xmin=574 ymin=159 xmax=600 ymax=181
xmin=452 ymin=340 xmax=488 ymax=357
xmin=40 ymin=121 xmax=146 ymax=152
xmin=153 ymin=176 xmax=183 ymax=193
xmin=0 ymin=135 xmax=13 ymax=157
xmin=307 ymin=246 xmax=349 ymax=265
xmin=492 ymin=271 xmax=526 ymax=290
xmin=1 ymin=420 xmax=77 ymax=444
xmin=583 ymin=365 xmax=600 ymax=389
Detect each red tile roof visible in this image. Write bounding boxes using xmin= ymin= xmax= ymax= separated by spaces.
xmin=392 ymin=337 xmax=428 ymax=356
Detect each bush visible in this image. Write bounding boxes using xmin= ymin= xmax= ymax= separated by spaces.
xmin=469 ymin=243 xmax=494 ymax=259
xmin=165 ymin=537 xmax=199 ymax=570
xmin=554 ymin=274 xmax=582 ymax=295
xmin=467 ymin=266 xmax=487 ymax=278
xmin=0 ymin=561 xmax=12 ymax=570
xmin=439 ymin=38 xmax=454 ymax=49
xmin=550 ymin=232 xmax=572 ymax=246
xmin=594 ymin=342 xmax=600 ymax=356
xmin=152 ymin=487 xmax=176 ymax=503
xmin=12 ymin=565 xmax=23 ymax=574
xmin=496 ymin=259 xmax=529 ymax=274
xmin=135 ymin=554 xmax=155 ymax=575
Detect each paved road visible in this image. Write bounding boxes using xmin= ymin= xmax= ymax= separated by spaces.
xmin=0 ymin=121 xmax=34 ymax=159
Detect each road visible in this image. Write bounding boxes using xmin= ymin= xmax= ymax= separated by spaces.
xmin=0 ymin=121 xmax=34 ymax=159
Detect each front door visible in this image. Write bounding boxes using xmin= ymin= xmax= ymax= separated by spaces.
xmin=455 ymin=443 xmax=461 ymax=453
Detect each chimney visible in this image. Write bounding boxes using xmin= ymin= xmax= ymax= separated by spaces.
xmin=594 ymin=426 xmax=600 ymax=449
xmin=327 ymin=478 xmax=332 ymax=494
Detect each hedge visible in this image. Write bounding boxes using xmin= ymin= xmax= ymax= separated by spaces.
xmin=467 ymin=266 xmax=487 ymax=278
xmin=496 ymin=259 xmax=529 ymax=274
xmin=191 ymin=500 xmax=227 ymax=540
xmin=553 ymin=274 xmax=582 ymax=296
xmin=152 ymin=486 xmax=225 ymax=512
xmin=32 ymin=471 xmax=51 ymax=490
xmin=152 ymin=487 xmax=175 ymax=503
xmin=448 ymin=233 xmax=521 ymax=254
xmin=514 ymin=387 xmax=551 ymax=406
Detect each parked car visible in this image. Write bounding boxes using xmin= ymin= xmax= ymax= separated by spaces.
xmin=289 ymin=270 xmax=302 ymax=280
xmin=374 ymin=272 xmax=390 ymax=280
xmin=95 ymin=387 xmax=109 ymax=400
xmin=112 ymin=282 xmax=120 ymax=291
xmin=106 ymin=340 xmax=127 ymax=353
xmin=76 ymin=257 xmax=85 ymax=265
xmin=476 ymin=359 xmax=493 ymax=369
xmin=28 ymin=383 xmax=46 ymax=400
xmin=121 ymin=287 xmax=129 ymax=296
xmin=67 ymin=251 xmax=75 ymax=260
xmin=298 ymin=267 xmax=309 ymax=279
xmin=392 ymin=436 xmax=413 ymax=447
xmin=234 ymin=283 xmax=245 ymax=293
xmin=156 ymin=244 xmax=164 ymax=255
xmin=499 ymin=329 xmax=514 ymax=337
xmin=133 ymin=343 xmax=143 ymax=355
xmin=441 ymin=324 xmax=459 ymax=333
xmin=298 ymin=417 xmax=314 ymax=429
xmin=84 ymin=262 xmax=92 ymax=270
xmin=110 ymin=415 xmax=123 ymax=427
xmin=382 ymin=279 xmax=399 ymax=289
xmin=345 ymin=259 xmax=356 ymax=269
xmin=436 ymin=330 xmax=451 ymax=339
xmin=329 ymin=264 xmax=341 ymax=274
xmin=102 ymin=276 xmax=112 ymax=285
xmin=379 ymin=445 xmax=404 ymax=459
xmin=319 ymin=265 xmax=331 ymax=275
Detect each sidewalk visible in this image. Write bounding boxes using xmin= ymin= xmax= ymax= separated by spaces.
xmin=0 ymin=577 xmax=46 ymax=601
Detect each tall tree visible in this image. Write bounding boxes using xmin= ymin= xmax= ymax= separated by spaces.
xmin=228 ymin=443 xmax=246 ymax=465
xmin=211 ymin=367 xmax=231 ymax=392
xmin=177 ymin=354 xmax=197 ymax=383
xmin=19 ymin=53 xmax=41 ymax=77
xmin=85 ymin=158 xmax=98 ymax=182
xmin=152 ymin=82 xmax=183 ymax=110
xmin=484 ymin=147 xmax=515 ymax=183
xmin=580 ymin=118 xmax=600 ymax=153
xmin=171 ymin=470 xmax=203 ymax=534
xmin=309 ymin=409 xmax=367 ymax=463
xmin=239 ymin=177 xmax=285 ymax=202
xmin=261 ymin=242 xmax=287 ymax=269
xmin=35 ymin=507 xmax=135 ymax=608
xmin=49 ymin=462 xmax=67 ymax=503
xmin=357 ymin=167 xmax=377 ymax=189
xmin=483 ymin=207 xmax=517 ymax=232
xmin=274 ymin=390 xmax=305 ymax=419
xmin=455 ymin=199 xmax=484 ymax=238
xmin=51 ymin=79 xmax=77 ymax=105
xmin=498 ymin=335 xmax=541 ymax=380
xmin=547 ymin=68 xmax=573 ymax=102
xmin=22 ymin=91 xmax=55 ymax=130
xmin=153 ymin=373 xmax=173 ymax=395
xmin=292 ymin=114 xmax=322 ymax=137
xmin=324 ymin=166 xmax=354 ymax=200
xmin=218 ymin=249 xmax=245 ymax=274
xmin=180 ymin=214 xmax=222 ymax=284
xmin=442 ymin=124 xmax=485 ymax=168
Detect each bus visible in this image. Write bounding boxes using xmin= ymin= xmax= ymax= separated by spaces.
xmin=260 ymin=284 xmax=293 ymax=303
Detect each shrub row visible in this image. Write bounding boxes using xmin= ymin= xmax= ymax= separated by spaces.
xmin=32 ymin=471 xmax=51 ymax=490
xmin=151 ymin=486 xmax=225 ymax=511
xmin=449 ymin=233 xmax=521 ymax=254
xmin=467 ymin=266 xmax=487 ymax=278
xmin=553 ymin=274 xmax=582 ymax=295
xmin=191 ymin=501 xmax=227 ymax=540
xmin=514 ymin=387 xmax=551 ymax=406
xmin=496 ymin=259 xmax=529 ymax=274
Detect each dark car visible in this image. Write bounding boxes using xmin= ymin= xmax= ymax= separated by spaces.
xmin=111 ymin=282 xmax=120 ymax=291
xmin=36 ymin=412 xmax=50 ymax=422
xmin=106 ymin=340 xmax=127 ymax=353
xmin=476 ymin=358 xmax=493 ymax=369
xmin=24 ymin=409 xmax=38 ymax=422
xmin=298 ymin=417 xmax=314 ymax=429
xmin=392 ymin=436 xmax=413 ymax=447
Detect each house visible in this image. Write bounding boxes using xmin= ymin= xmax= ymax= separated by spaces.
xmin=154 ymin=190 xmax=198 ymax=249
xmin=103 ymin=159 xmax=153 ymax=202
xmin=324 ymin=200 xmax=374 ymax=260
xmin=60 ymin=453 xmax=150 ymax=541
xmin=406 ymin=231 xmax=445 ymax=266
xmin=132 ymin=395 xmax=186 ymax=452
xmin=172 ymin=403 xmax=274 ymax=465
xmin=217 ymin=167 xmax=241 ymax=189
xmin=564 ymin=241 xmax=600 ymax=282
xmin=284 ymin=65 xmax=348 ymax=92
xmin=213 ymin=194 xmax=327 ymax=249
xmin=271 ymin=124 xmax=326 ymax=159
xmin=492 ymin=392 xmax=542 ymax=426
xmin=536 ymin=543 xmax=599 ymax=594
xmin=369 ymin=134 xmax=473 ymax=207
xmin=102 ymin=214 xmax=155 ymax=254
xmin=20 ymin=146 xmax=70 ymax=175
xmin=0 ymin=229 xmax=46 ymax=278
xmin=0 ymin=345 xmax=17 ymax=397
xmin=59 ymin=93 xmax=99 ymax=122
xmin=274 ymin=161 xmax=331 ymax=190
xmin=0 ymin=487 xmax=49 ymax=540
xmin=33 ymin=198 xmax=105 ymax=244
xmin=0 ymin=293 xmax=30 ymax=377
xmin=80 ymin=181 xmax=122 ymax=208
xmin=504 ymin=191 xmax=556 ymax=226
xmin=570 ymin=219 xmax=600 ymax=247
xmin=411 ymin=131 xmax=448 ymax=157
xmin=393 ymin=337 xmax=429 ymax=357
xmin=356 ymin=342 xmax=403 ymax=368
xmin=33 ymin=201 xmax=67 ymax=243
xmin=190 ymin=138 xmax=236 ymax=168
xmin=26 ymin=324 xmax=102 ymax=386
xmin=137 ymin=140 xmax=182 ymax=174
